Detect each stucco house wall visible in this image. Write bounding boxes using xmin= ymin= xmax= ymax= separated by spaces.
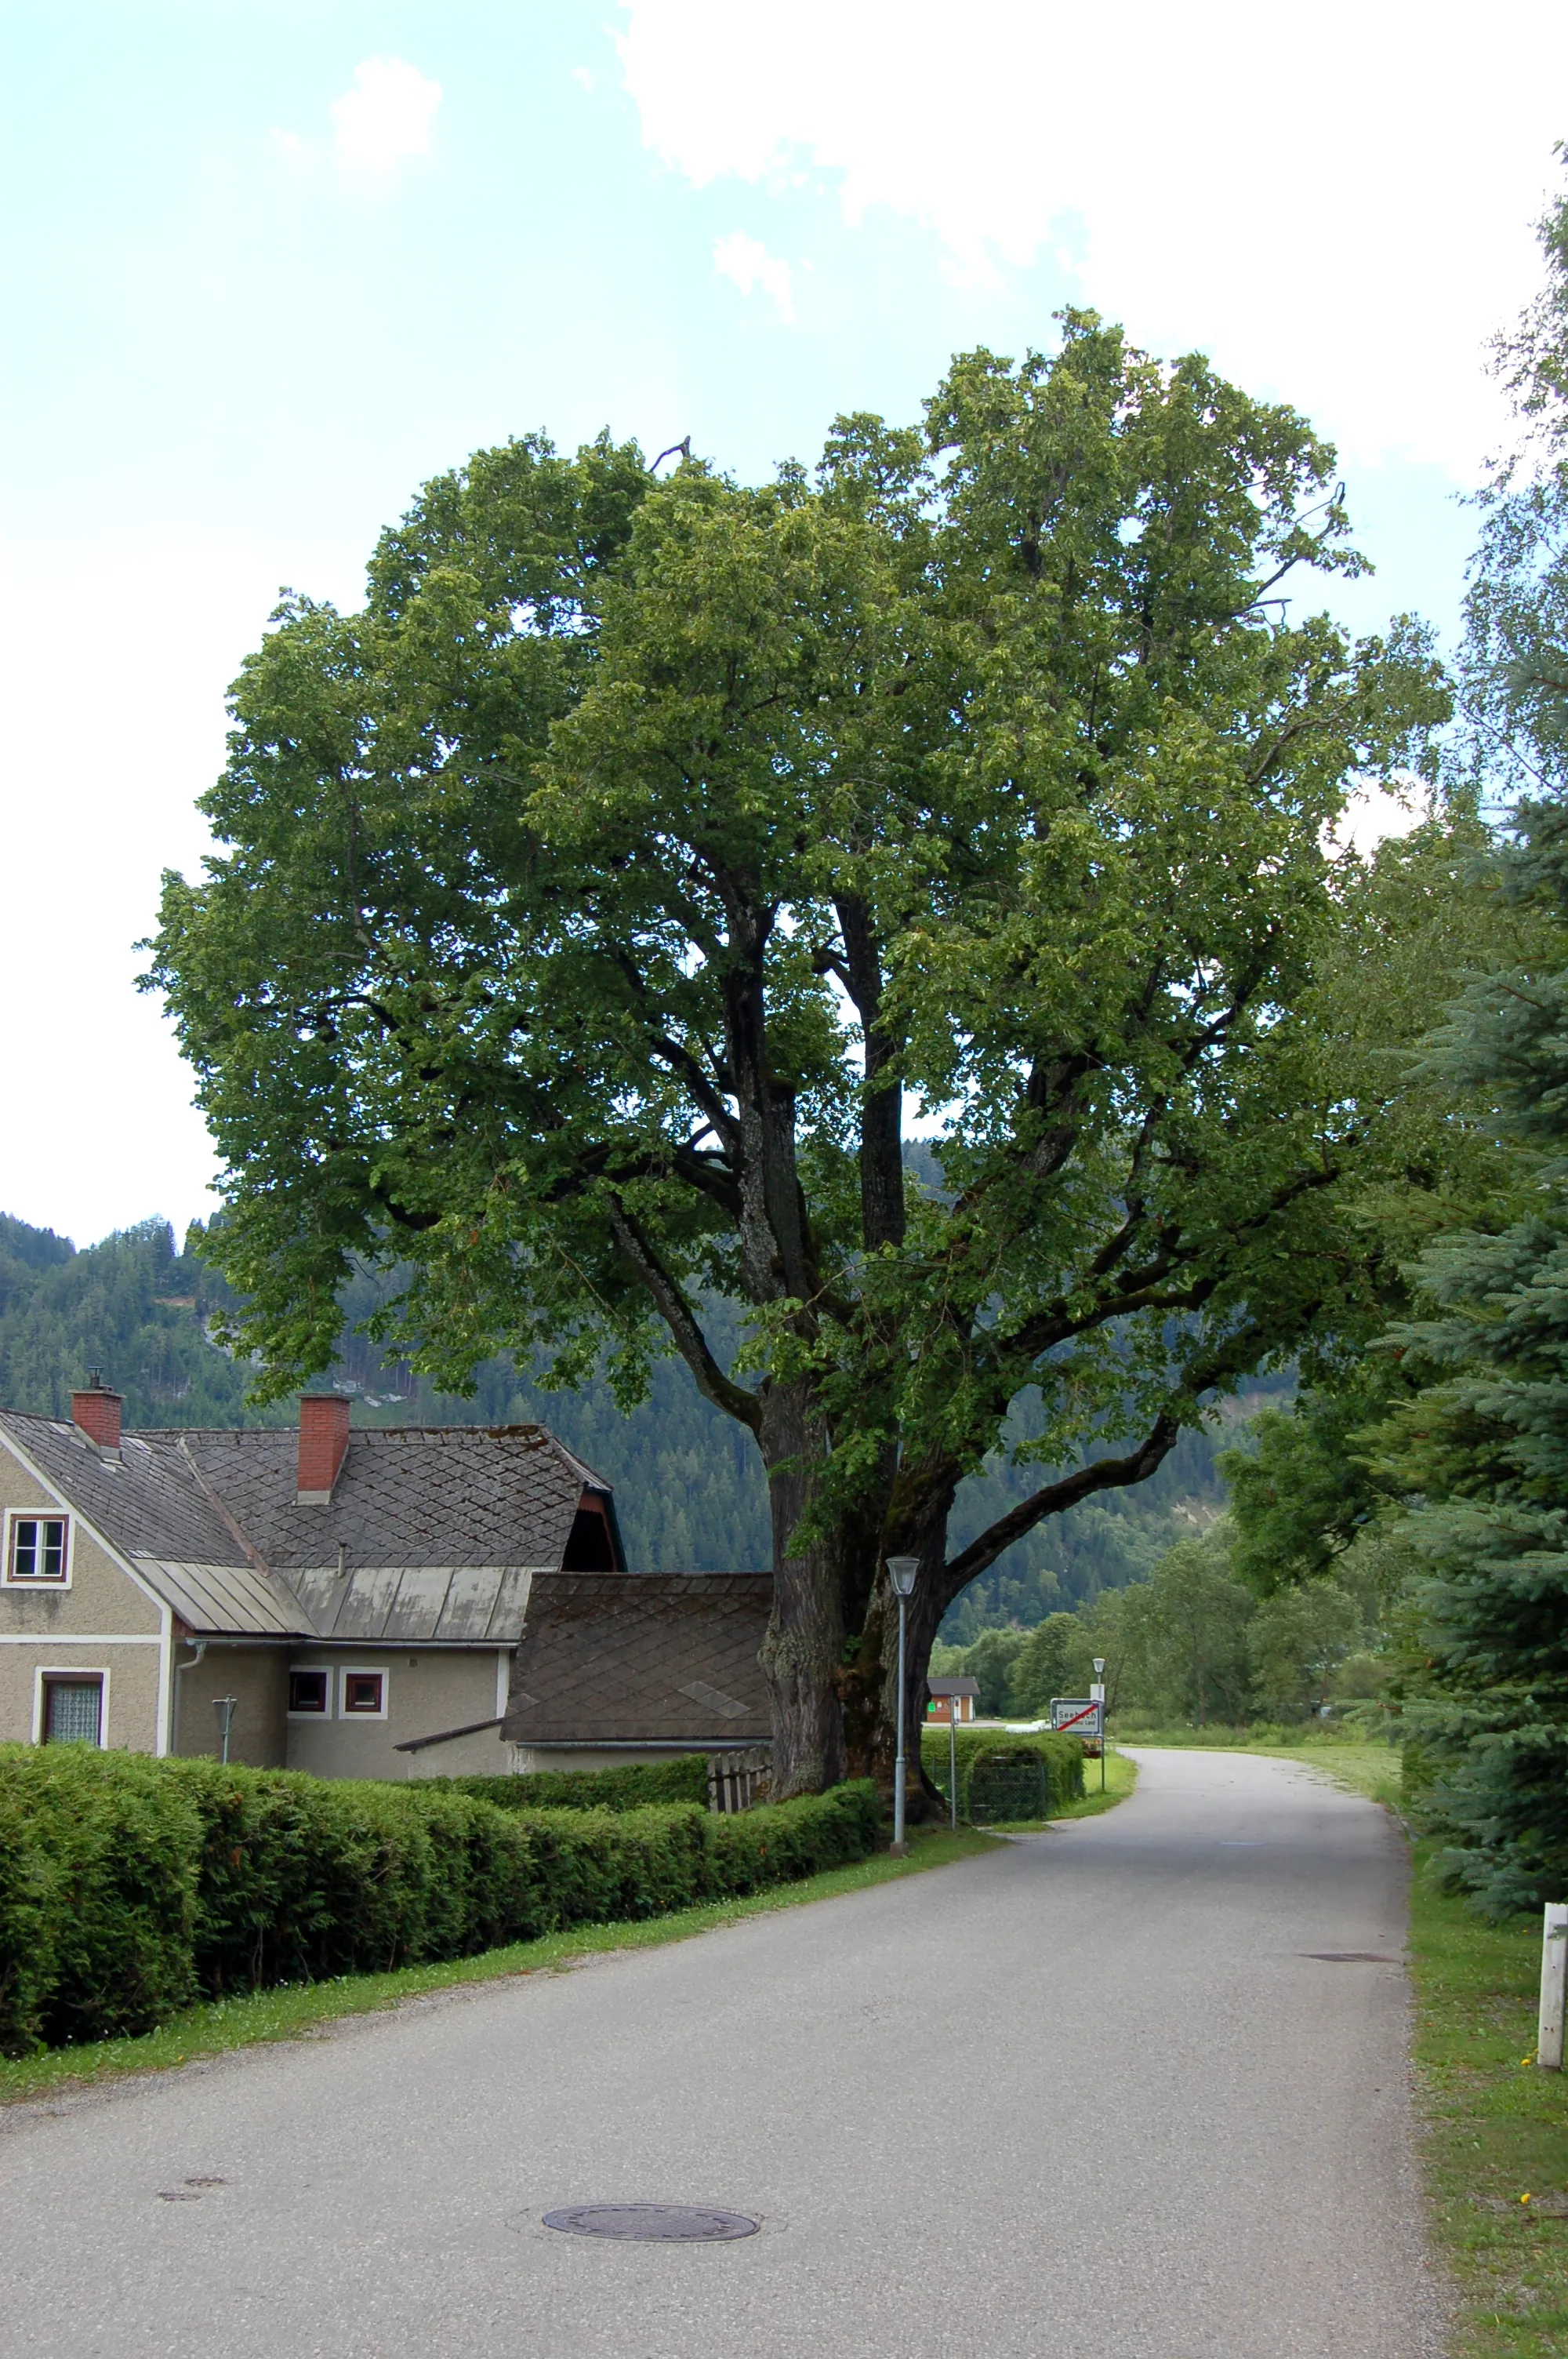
xmin=282 ymin=1646 xmax=512 ymax=1780
xmin=172 ymin=1644 xmax=289 ymax=1767
xmin=0 ymin=1435 xmax=166 ymax=1753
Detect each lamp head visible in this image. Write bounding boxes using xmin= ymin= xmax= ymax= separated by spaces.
xmin=1093 ymin=1658 xmax=1105 ymax=1677
xmin=886 ymin=1555 xmax=920 ymax=1597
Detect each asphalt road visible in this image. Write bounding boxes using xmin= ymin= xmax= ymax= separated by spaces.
xmin=0 ymin=1750 xmax=1443 ymax=2359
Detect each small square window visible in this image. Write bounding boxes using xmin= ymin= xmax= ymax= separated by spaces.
xmin=42 ymin=1674 xmax=102 ymax=1745
xmin=8 ymin=1516 xmax=68 ymax=1584
xmin=341 ymin=1670 xmax=385 ymax=1717
xmin=288 ymin=1669 xmax=329 ymax=1716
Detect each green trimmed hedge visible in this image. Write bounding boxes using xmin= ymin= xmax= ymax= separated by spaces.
xmin=428 ymin=1756 xmax=710 ymax=1812
xmin=920 ymin=1727 xmax=1084 ymax=1823
xmin=0 ymin=1747 xmax=879 ymax=2055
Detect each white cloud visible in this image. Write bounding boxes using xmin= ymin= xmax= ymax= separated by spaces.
xmin=618 ymin=0 xmax=1568 ymax=476
xmin=713 ymin=230 xmax=796 ymax=322
xmin=330 ymin=56 xmax=442 ymax=175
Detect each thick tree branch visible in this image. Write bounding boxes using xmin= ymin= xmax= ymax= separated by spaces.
xmin=938 ymin=1413 xmax=1182 ymax=1601
xmin=604 ymin=1194 xmax=762 ymax=1433
xmin=835 ymin=892 xmax=906 ymax=1253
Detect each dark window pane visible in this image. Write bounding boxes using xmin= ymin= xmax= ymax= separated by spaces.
xmin=289 ymin=1670 xmax=328 ymax=1713
xmin=11 ymin=1518 xmax=68 ymax=1580
xmin=343 ymin=1674 xmax=383 ymax=1714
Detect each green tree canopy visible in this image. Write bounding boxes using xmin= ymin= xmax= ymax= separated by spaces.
xmin=1247 ymin=1582 xmax=1362 ymax=1721
xmin=1008 ymin=1612 xmax=1092 ymax=1718
xmin=151 ymin=314 xmax=1457 ymax=1796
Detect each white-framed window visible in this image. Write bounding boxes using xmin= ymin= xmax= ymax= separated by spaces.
xmin=287 ymin=1667 xmax=332 ymax=1719
xmin=4 ymin=1510 xmax=72 ymax=1587
xmin=339 ymin=1665 xmax=388 ymax=1720
xmin=33 ymin=1666 xmax=107 ymax=1746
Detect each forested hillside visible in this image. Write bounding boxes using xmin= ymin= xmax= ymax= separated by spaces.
xmin=0 ymin=1209 xmax=1248 ymax=1624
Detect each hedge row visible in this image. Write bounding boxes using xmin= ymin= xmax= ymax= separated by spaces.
xmin=428 ymin=1756 xmax=710 ymax=1812
xmin=920 ymin=1727 xmax=1084 ymax=1823
xmin=0 ymin=1747 xmax=880 ymax=2055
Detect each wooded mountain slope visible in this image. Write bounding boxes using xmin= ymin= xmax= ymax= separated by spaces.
xmin=0 ymin=1210 xmax=1237 ymax=1623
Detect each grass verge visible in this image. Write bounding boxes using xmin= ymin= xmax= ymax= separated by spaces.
xmin=0 ymin=1824 xmax=995 ymax=2108
xmin=1408 ymin=1843 xmax=1568 ymax=2359
xmin=1048 ymin=1745 xmax=1138 ymax=1821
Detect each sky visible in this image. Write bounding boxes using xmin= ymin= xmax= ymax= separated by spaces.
xmin=3 ymin=0 xmax=1566 ymax=1249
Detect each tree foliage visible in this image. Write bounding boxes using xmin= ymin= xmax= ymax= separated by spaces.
xmin=1007 ymin=1612 xmax=1092 ymax=1717
xmin=150 ymin=315 xmax=1457 ymax=1794
xmin=1211 ymin=159 xmax=1568 ymax=1914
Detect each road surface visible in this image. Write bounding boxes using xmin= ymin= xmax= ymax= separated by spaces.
xmin=0 ymin=1749 xmax=1443 ymax=2358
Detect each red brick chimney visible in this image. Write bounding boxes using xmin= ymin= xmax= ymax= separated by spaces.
xmin=71 ymin=1379 xmax=122 ymax=1453
xmin=296 ymin=1393 xmax=350 ymax=1504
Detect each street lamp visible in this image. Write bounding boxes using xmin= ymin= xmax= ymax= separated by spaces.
xmin=1092 ymin=1658 xmax=1107 ymax=1793
xmin=887 ymin=1557 xmax=920 ymax=1856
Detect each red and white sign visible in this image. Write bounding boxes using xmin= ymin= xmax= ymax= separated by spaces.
xmin=1051 ymin=1698 xmax=1104 ymax=1738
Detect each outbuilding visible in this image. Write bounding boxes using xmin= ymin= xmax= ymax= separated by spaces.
xmin=926 ymin=1675 xmax=980 ymax=1725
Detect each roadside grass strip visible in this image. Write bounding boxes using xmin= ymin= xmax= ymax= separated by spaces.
xmin=1048 ymin=1746 xmax=1138 ymax=1822
xmin=1240 ymin=1741 xmax=1404 ymax=1812
xmin=1409 ymin=1850 xmax=1568 ymax=2359
xmin=0 ymin=1825 xmax=995 ymax=2108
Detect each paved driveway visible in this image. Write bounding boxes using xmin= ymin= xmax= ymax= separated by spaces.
xmin=0 ymin=1749 xmax=1443 ymax=2358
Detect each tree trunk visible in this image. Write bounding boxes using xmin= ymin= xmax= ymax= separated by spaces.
xmin=757 ymin=1378 xmax=847 ymax=1797
xmin=839 ymin=1468 xmax=956 ymax=1816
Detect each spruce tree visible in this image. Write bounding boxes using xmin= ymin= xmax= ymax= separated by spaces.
xmin=1381 ymin=158 xmax=1568 ymax=1913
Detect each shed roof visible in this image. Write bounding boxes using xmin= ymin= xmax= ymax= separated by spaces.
xmin=502 ymin=1572 xmax=772 ymax=1746
xmin=927 ymin=1677 xmax=980 ymax=1698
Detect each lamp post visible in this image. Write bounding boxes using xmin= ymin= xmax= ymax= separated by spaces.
xmin=1092 ymin=1658 xmax=1107 ymax=1793
xmin=887 ymin=1557 xmax=920 ymax=1856
xmin=948 ymin=1692 xmax=959 ymax=1834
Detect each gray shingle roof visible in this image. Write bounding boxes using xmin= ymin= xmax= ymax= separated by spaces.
xmin=0 ymin=1413 xmax=613 ymax=1641
xmin=502 ymin=1572 xmax=771 ymax=1745
xmin=0 ymin=1414 xmax=252 ymax=1568
xmin=172 ymin=1426 xmax=607 ymax=1572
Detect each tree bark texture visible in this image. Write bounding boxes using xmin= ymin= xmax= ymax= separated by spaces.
xmin=756 ymin=1378 xmax=848 ymax=1799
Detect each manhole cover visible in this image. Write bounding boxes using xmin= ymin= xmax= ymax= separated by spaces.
xmin=543 ymin=2205 xmax=760 ymax=2242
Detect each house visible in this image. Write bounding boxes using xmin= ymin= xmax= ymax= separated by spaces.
xmin=925 ymin=1676 xmax=979 ymax=1725
xmin=0 ymin=1380 xmax=765 ymax=1780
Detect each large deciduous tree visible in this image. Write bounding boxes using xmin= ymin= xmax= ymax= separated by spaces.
xmin=151 ymin=314 xmax=1451 ymax=1797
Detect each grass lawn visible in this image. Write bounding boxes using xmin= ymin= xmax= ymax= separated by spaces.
xmin=0 ymin=1823 xmax=996 ymax=2110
